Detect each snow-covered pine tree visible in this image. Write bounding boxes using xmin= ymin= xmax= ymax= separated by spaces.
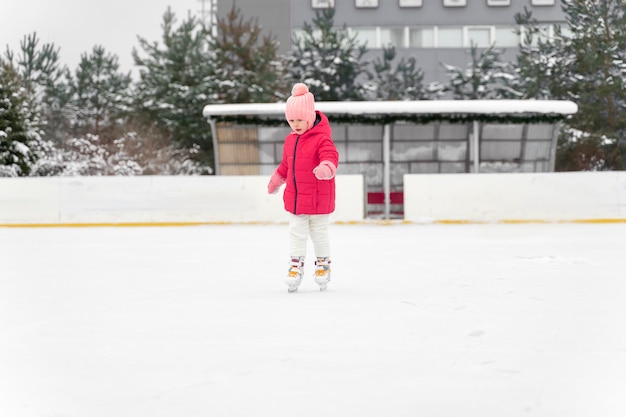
xmin=132 ymin=7 xmax=215 ymax=170
xmin=442 ymin=43 xmax=520 ymax=100
xmin=70 ymin=45 xmax=132 ymax=141
xmin=4 ymin=33 xmax=72 ymax=146
xmin=0 ymin=60 xmax=46 ymax=176
xmin=210 ymin=5 xmax=289 ymax=103
xmin=289 ymin=8 xmax=369 ymax=101
xmin=516 ymin=1 xmax=626 ymax=170
xmin=362 ymin=45 xmax=438 ymax=100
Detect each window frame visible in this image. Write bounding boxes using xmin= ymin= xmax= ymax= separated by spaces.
xmin=464 ymin=26 xmax=494 ymax=47
xmin=355 ymin=0 xmax=379 ymax=8
xmin=399 ymin=0 xmax=423 ymax=7
xmin=486 ymin=0 xmax=511 ymax=6
xmin=442 ymin=0 xmax=467 ymax=7
xmin=311 ymin=0 xmax=335 ymax=9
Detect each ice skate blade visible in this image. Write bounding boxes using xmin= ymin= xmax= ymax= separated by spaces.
xmin=314 ymin=276 xmax=330 ymax=291
xmin=285 ymin=275 xmax=302 ymax=293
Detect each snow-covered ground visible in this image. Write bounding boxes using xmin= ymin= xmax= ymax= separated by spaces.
xmin=1 ymin=223 xmax=625 ymax=417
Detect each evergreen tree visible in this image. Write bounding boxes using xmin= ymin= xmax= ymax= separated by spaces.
xmin=132 ymin=7 xmax=215 ymax=170
xmin=289 ymin=8 xmax=369 ymax=101
xmin=516 ymin=1 xmax=626 ymax=170
xmin=362 ymin=46 xmax=438 ymax=100
xmin=211 ymin=6 xmax=289 ymax=103
xmin=515 ymin=8 xmax=571 ymax=100
xmin=4 ymin=32 xmax=72 ymax=144
xmin=70 ymin=45 xmax=132 ymax=141
xmin=442 ymin=43 xmax=520 ymax=99
xmin=0 ymin=60 xmax=46 ymax=176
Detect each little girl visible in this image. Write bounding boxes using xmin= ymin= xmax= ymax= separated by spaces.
xmin=267 ymin=83 xmax=339 ymax=292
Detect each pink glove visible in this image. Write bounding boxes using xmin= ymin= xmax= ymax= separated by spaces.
xmin=267 ymin=171 xmax=286 ymax=194
xmin=313 ymin=161 xmax=336 ymax=180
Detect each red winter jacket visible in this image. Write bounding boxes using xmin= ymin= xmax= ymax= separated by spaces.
xmin=276 ymin=111 xmax=339 ymax=215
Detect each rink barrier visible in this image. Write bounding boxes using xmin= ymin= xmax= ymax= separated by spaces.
xmin=403 ymin=171 xmax=626 ymax=223
xmin=0 ymin=175 xmax=365 ymax=227
xmin=1 ymin=172 xmax=625 ymax=227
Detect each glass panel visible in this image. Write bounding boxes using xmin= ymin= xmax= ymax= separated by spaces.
xmin=482 ymin=124 xmax=524 ymax=139
xmin=466 ymin=27 xmax=492 ymax=47
xmin=347 ymin=125 xmax=383 ymax=141
xmin=440 ymin=162 xmax=466 ymax=173
xmin=524 ymin=141 xmax=551 ymax=160
xmin=526 ymin=123 xmax=554 ymax=140
xmin=347 ymin=143 xmax=382 ymax=162
xmin=380 ymin=28 xmax=405 ymax=48
xmin=438 ymin=142 xmax=467 ymax=161
xmin=409 ymin=27 xmax=434 ymax=47
xmin=258 ymin=127 xmax=287 ymax=142
xmin=439 ymin=123 xmax=470 ymax=139
xmin=409 ymin=162 xmax=439 ymax=173
xmin=495 ymin=26 xmax=519 ymax=47
xmin=393 ymin=124 xmax=436 ymax=140
xmin=293 ymin=28 xmax=323 ymax=42
xmin=481 ymin=141 xmax=522 ymax=160
xmin=392 ymin=143 xmax=436 ymax=161
xmin=438 ymin=27 xmax=463 ymax=47
xmin=351 ymin=27 xmax=377 ymax=48
xmin=258 ymin=143 xmax=278 ymax=164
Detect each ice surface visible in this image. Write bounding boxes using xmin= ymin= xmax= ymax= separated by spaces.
xmin=1 ymin=223 xmax=625 ymax=417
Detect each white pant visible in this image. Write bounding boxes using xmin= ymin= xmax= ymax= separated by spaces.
xmin=288 ymin=214 xmax=330 ymax=259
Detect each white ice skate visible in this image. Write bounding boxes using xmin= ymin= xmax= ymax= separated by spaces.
xmin=314 ymin=257 xmax=331 ymax=291
xmin=285 ymin=257 xmax=304 ymax=293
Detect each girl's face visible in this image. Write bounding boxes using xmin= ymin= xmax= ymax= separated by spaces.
xmin=288 ymin=118 xmax=309 ymax=135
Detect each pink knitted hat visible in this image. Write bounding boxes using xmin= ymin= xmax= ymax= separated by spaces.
xmin=285 ymin=83 xmax=316 ymax=128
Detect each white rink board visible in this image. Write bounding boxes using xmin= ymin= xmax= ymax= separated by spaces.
xmin=404 ymin=171 xmax=626 ymax=223
xmin=0 ymin=175 xmax=365 ymax=225
xmin=2 ymin=172 xmax=625 ymax=225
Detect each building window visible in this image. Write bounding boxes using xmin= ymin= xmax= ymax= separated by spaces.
xmin=355 ymin=0 xmax=378 ymax=7
xmin=437 ymin=26 xmax=463 ymax=47
xmin=487 ymin=0 xmax=510 ymax=5
xmin=465 ymin=27 xmax=492 ymax=47
xmin=351 ymin=27 xmax=378 ymax=48
xmin=443 ymin=0 xmax=467 ymax=7
xmin=311 ymin=0 xmax=334 ymax=8
xmin=409 ymin=27 xmax=434 ymax=47
xmin=495 ymin=26 xmax=520 ymax=47
xmin=399 ymin=0 xmax=422 ymax=7
xmin=531 ymin=0 xmax=555 ymax=5
xmin=380 ymin=28 xmax=405 ymax=48
xmin=520 ymin=24 xmax=554 ymax=46
xmin=339 ymin=24 xmax=526 ymax=49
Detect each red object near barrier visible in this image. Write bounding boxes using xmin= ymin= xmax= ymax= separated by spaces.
xmin=367 ymin=192 xmax=404 ymax=205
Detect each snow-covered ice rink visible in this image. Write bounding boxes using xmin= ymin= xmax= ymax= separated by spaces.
xmin=1 ymin=222 xmax=625 ymax=417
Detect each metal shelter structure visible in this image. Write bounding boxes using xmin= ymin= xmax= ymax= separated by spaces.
xmin=202 ymin=100 xmax=578 ymax=219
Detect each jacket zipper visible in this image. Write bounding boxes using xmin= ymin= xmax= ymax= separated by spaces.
xmin=292 ymin=135 xmax=300 ymax=214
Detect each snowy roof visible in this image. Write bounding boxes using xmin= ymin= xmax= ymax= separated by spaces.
xmin=203 ymin=100 xmax=578 ymax=118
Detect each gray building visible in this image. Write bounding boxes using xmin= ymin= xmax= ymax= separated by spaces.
xmin=217 ymin=0 xmax=566 ymax=84
xmin=211 ymin=1 xmax=573 ymax=218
